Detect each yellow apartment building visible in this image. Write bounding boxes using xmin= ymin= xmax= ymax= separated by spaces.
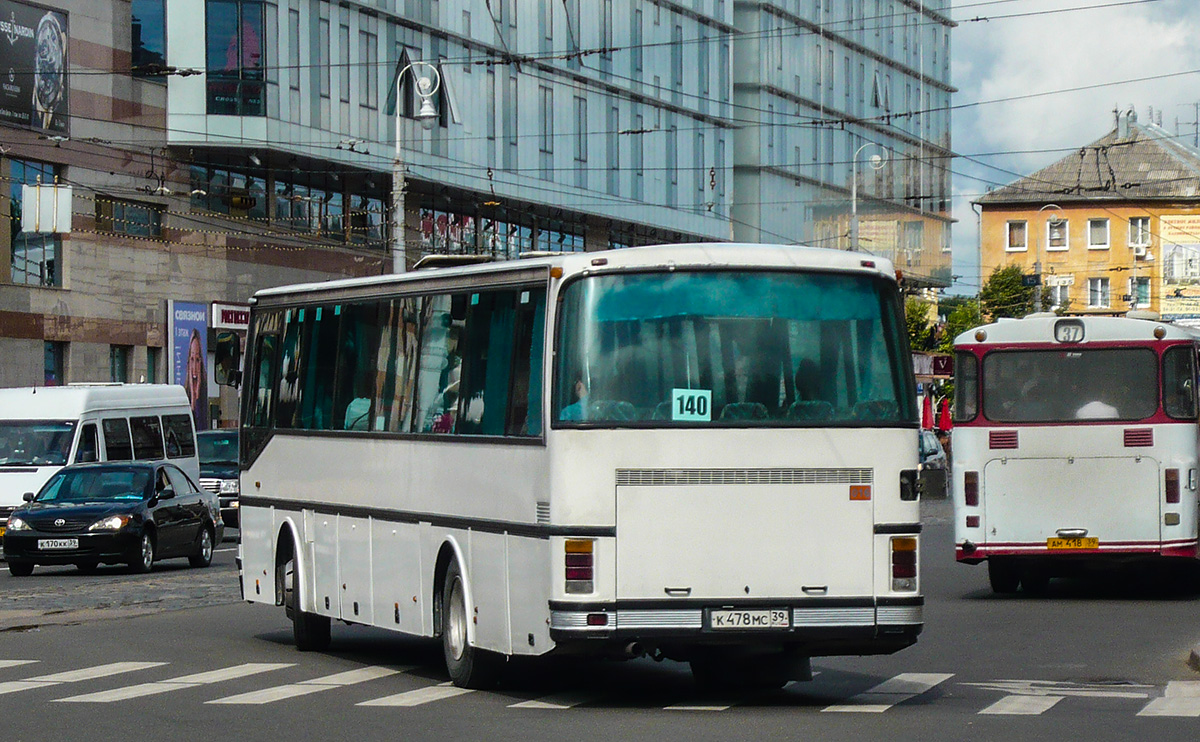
xmin=975 ymin=109 xmax=1200 ymax=324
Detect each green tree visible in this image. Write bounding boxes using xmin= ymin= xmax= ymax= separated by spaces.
xmin=980 ymin=264 xmax=1035 ymax=320
xmin=905 ymin=297 xmax=936 ymax=351
xmin=938 ymin=300 xmax=983 ymax=353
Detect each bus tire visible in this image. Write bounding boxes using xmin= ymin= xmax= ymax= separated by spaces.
xmin=283 ymin=548 xmax=331 ymax=652
xmin=987 ymin=558 xmax=1020 ymax=594
xmin=1021 ymin=565 xmax=1050 ymax=595
xmin=441 ymin=560 xmax=502 ymax=689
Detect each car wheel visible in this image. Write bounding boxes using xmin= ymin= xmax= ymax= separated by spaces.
xmin=987 ymin=558 xmax=1020 ymax=594
xmin=189 ymin=526 xmax=214 ymax=568
xmin=131 ymin=532 xmax=155 ymax=574
xmin=282 ymin=549 xmax=330 ymax=652
xmin=441 ymin=560 xmax=502 ymax=689
xmin=75 ymin=561 xmax=99 ymax=574
xmin=8 ymin=560 xmax=34 ymax=577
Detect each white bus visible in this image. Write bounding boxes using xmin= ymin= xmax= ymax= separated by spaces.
xmin=236 ymin=244 xmax=924 ymax=688
xmin=951 ymin=313 xmax=1200 ymax=593
xmin=0 ymin=384 xmax=200 ymax=537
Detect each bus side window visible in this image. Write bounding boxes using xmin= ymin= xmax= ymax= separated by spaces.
xmin=74 ymin=423 xmax=99 ymax=463
xmin=102 ymin=418 xmax=133 ymax=461
xmin=508 ymin=288 xmax=546 ymax=436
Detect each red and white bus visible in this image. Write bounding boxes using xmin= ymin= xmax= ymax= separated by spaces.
xmin=951 ymin=313 xmax=1199 ymax=593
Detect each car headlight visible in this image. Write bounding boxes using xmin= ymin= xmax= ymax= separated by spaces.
xmin=88 ymin=514 xmax=132 ymax=532
xmin=7 ymin=516 xmax=29 ymax=532
xmin=219 ymin=479 xmax=240 ymax=495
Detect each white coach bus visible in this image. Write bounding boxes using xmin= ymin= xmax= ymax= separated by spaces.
xmin=236 ymin=243 xmax=924 ymax=688
xmin=951 ymin=313 xmax=1200 ymax=593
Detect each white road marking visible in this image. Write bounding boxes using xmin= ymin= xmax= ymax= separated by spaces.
xmin=665 ymin=700 xmax=735 ymax=711
xmin=509 ymin=691 xmax=604 ymax=709
xmin=822 ymin=672 xmax=954 ymax=713
xmin=357 ymin=681 xmax=475 ymax=707
xmin=0 ymin=661 xmax=38 ymax=670
xmin=1138 ymin=681 xmax=1200 ymax=717
xmin=961 ymin=679 xmax=1152 ymax=700
xmin=208 ymin=666 xmax=404 ymax=705
xmin=979 ymin=694 xmax=1064 ymax=715
xmin=0 ymin=662 xmax=166 ymax=696
xmin=55 ymin=663 xmax=292 ymax=703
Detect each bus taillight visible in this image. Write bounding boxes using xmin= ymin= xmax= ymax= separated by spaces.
xmin=891 ymin=537 xmax=917 ymax=591
xmin=1165 ymin=469 xmax=1180 ymax=504
xmin=963 ymin=471 xmax=979 ymax=507
xmin=565 ymin=539 xmax=594 ymax=594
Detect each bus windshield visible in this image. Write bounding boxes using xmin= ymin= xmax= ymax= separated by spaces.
xmin=554 ymin=269 xmax=914 ymax=426
xmin=0 ymin=420 xmax=75 ymax=466
xmin=982 ymin=348 xmax=1158 ymax=423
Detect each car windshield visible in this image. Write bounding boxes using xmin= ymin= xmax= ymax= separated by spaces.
xmin=0 ymin=420 xmax=75 ymax=466
xmin=37 ymin=467 xmax=151 ymax=503
xmin=982 ymin=348 xmax=1158 ymax=423
xmin=197 ymin=431 xmax=239 ymax=464
xmin=554 ymin=269 xmax=915 ymax=426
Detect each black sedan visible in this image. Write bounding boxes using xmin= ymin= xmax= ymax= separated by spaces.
xmin=2 ymin=462 xmax=223 ymax=576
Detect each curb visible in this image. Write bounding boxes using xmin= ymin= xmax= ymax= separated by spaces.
xmin=1190 ymin=644 xmax=1200 ymax=673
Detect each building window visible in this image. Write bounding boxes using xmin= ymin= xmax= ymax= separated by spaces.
xmin=131 ymin=0 xmax=166 ymax=76
xmin=1006 ymin=220 xmax=1027 ymax=251
xmin=1088 ymin=218 xmax=1109 ymax=249
xmin=539 ymin=86 xmax=553 ymax=154
xmin=45 ymin=341 xmax=65 ymax=385
xmin=1131 ymin=276 xmax=1150 ymax=308
xmin=206 ymin=0 xmax=266 ymax=115
xmin=1049 ymin=283 xmax=1069 ymax=309
xmin=9 ymin=159 xmax=61 ymax=287
xmin=96 ymin=199 xmax=164 ymax=237
xmin=1129 ymin=216 xmax=1151 ymax=247
xmin=110 ymin=345 xmax=131 ymax=383
xmin=147 ymin=346 xmax=160 ymax=384
xmin=1047 ymin=218 xmax=1068 ymax=251
xmin=1088 ymin=277 xmax=1110 ymax=308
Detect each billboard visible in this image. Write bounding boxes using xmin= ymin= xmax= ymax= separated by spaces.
xmin=0 ymin=0 xmax=69 ymax=134
xmin=1160 ymin=215 xmax=1200 ymax=319
xmin=168 ymin=300 xmax=209 ymax=431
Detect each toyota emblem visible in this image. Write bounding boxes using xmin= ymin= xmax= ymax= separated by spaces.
xmin=54 ymin=518 xmax=65 ymax=527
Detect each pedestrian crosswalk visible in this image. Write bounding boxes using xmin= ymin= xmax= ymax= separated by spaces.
xmin=2 ymin=659 xmax=1199 ymax=717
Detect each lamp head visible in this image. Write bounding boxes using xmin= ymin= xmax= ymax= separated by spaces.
xmin=417 ymin=97 xmax=438 ymax=129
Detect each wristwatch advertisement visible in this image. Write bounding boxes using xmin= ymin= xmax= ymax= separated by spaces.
xmin=0 ymin=0 xmax=68 ymax=134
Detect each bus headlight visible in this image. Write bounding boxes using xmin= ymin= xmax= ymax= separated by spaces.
xmin=220 ymin=479 xmax=240 ymax=495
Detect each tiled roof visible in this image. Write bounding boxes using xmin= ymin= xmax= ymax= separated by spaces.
xmin=976 ymin=119 xmax=1200 ymax=205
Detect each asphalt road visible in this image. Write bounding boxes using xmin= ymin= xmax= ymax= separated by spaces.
xmin=3 ymin=508 xmax=1200 ymax=742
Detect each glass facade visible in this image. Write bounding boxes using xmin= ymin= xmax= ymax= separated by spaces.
xmin=206 ymin=0 xmax=265 ymax=115
xmin=10 ymin=159 xmax=61 ymax=287
xmin=131 ymin=0 xmax=166 ymax=75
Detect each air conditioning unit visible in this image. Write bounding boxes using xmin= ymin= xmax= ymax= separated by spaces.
xmin=1134 ymin=244 xmax=1147 ymax=258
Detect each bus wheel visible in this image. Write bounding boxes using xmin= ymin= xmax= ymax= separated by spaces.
xmin=1021 ymin=565 xmax=1050 ymax=595
xmin=987 ymin=558 xmax=1020 ymax=594
xmin=441 ymin=561 xmax=502 ymax=689
xmin=283 ymin=549 xmax=331 ymax=652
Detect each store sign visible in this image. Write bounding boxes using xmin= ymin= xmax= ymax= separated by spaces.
xmin=211 ymin=302 xmax=251 ymax=331
xmin=0 ymin=0 xmax=69 ymax=134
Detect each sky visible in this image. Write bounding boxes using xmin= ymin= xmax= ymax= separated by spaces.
xmin=948 ymin=0 xmax=1200 ymax=294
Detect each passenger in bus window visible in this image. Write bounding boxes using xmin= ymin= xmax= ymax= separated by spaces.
xmin=560 ymin=375 xmax=589 ymax=421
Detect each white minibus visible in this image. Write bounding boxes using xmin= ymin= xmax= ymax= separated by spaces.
xmin=0 ymin=384 xmax=200 ymax=538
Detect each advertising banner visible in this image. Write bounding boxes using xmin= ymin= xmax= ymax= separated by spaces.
xmin=1160 ymin=215 xmax=1200 ymax=320
xmin=0 ymin=0 xmax=69 ymax=133
xmin=168 ymin=300 xmax=209 ymax=431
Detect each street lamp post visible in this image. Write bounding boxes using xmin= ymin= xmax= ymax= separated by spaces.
xmin=392 ymin=61 xmax=441 ymax=273
xmin=850 ymin=143 xmax=887 ymax=251
xmin=1035 ymin=203 xmax=1062 ymax=309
